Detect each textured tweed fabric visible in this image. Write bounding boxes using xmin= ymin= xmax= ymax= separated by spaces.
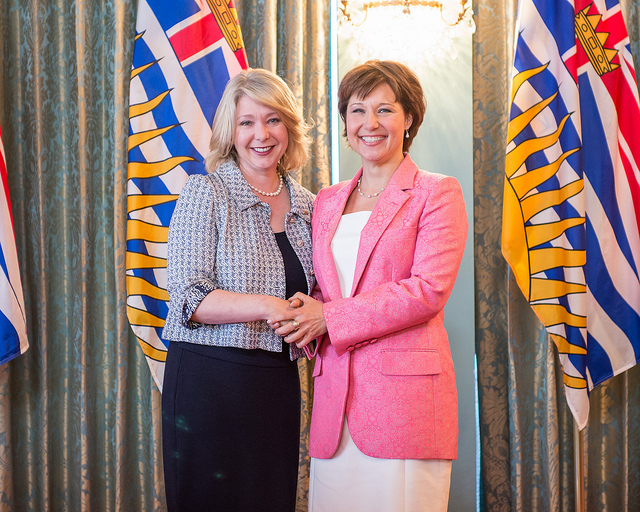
xmin=162 ymin=160 xmax=315 ymax=359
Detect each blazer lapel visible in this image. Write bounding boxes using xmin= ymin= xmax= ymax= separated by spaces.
xmin=316 ymin=173 xmax=361 ymax=301
xmin=350 ymin=156 xmax=418 ymax=296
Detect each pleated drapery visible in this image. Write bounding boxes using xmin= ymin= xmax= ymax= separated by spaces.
xmin=473 ymin=0 xmax=640 ymax=509
xmin=0 ymin=1 xmax=164 ymax=510
xmin=0 ymin=1 xmax=330 ymax=511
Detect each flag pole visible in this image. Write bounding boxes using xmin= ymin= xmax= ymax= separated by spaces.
xmin=574 ymin=421 xmax=585 ymax=512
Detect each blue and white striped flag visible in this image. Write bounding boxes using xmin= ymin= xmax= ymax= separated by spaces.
xmin=0 ymin=126 xmax=29 ymax=365
xmin=503 ymin=0 xmax=640 ymax=428
xmin=127 ymin=0 xmax=248 ymax=389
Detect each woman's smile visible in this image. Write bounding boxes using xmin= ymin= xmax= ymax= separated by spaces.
xmin=234 ymin=94 xmax=289 ymax=177
xmin=345 ymin=83 xmax=412 ymax=172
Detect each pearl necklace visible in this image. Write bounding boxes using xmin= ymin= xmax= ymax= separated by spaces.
xmin=357 ymin=176 xmax=385 ymax=198
xmin=247 ymin=173 xmax=284 ymax=197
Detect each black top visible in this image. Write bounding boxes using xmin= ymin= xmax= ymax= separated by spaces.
xmin=274 ymin=230 xmax=308 ymax=299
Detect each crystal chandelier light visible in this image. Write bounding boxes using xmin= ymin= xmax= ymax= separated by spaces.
xmin=338 ymin=0 xmax=476 ymax=66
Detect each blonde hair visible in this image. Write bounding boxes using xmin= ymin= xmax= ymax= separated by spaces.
xmin=205 ymin=68 xmax=310 ymax=173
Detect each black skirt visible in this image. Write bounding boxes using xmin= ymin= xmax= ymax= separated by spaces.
xmin=162 ymin=341 xmax=301 ymax=512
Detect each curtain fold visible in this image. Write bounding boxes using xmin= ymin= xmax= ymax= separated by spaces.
xmin=474 ymin=0 xmax=640 ymax=509
xmin=0 ymin=0 xmax=330 ymax=511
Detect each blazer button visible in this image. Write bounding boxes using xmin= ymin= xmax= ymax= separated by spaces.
xmin=289 ymin=217 xmax=296 ymax=223
xmin=297 ymin=240 xmax=304 ymax=247
xmin=302 ymin=209 xmax=309 ymax=215
xmin=310 ymin=269 xmax=315 ymax=276
xmin=346 ymin=346 xmax=355 ymax=352
xmin=354 ymin=342 xmax=363 ymax=348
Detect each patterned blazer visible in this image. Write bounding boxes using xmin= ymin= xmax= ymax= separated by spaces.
xmin=309 ymin=154 xmax=468 ymax=459
xmin=162 ymin=160 xmax=315 ymax=360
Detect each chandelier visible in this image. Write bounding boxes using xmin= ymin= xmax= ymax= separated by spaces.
xmin=338 ymin=0 xmax=475 ymax=66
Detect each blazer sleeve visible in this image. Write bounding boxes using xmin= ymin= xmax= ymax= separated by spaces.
xmin=165 ymin=175 xmax=219 ymax=330
xmin=323 ymin=175 xmax=468 ymax=356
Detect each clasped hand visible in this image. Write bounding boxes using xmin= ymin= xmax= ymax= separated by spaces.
xmin=267 ymin=292 xmax=326 ymax=349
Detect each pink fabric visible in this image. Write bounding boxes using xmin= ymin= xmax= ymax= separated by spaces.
xmin=309 ymin=155 xmax=468 ymax=460
xmin=379 ymin=349 xmax=442 ymax=376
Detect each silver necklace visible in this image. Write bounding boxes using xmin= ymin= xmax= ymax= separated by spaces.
xmin=357 ymin=176 xmax=385 ymax=198
xmin=248 ymin=173 xmax=284 ymax=197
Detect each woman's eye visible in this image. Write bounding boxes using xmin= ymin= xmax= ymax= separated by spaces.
xmin=268 ymin=117 xmax=281 ymax=124
xmin=239 ymin=120 xmax=252 ymax=126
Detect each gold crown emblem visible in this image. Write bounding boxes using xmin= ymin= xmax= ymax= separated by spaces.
xmin=575 ymin=4 xmax=619 ymax=76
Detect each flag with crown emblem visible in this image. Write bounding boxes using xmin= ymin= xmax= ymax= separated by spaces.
xmin=503 ymin=0 xmax=640 ymax=429
xmin=127 ymin=0 xmax=248 ymax=390
xmin=0 ymin=125 xmax=29 ymax=365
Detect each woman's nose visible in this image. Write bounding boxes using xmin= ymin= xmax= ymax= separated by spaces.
xmin=254 ymin=122 xmax=269 ymax=140
xmin=364 ymin=111 xmax=378 ymax=129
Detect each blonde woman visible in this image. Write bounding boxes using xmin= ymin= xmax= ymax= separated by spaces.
xmin=162 ymin=69 xmax=314 ymax=512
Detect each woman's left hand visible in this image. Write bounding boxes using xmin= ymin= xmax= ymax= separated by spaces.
xmin=267 ymin=292 xmax=327 ymax=348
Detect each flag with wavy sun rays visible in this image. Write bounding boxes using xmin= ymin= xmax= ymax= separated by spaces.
xmin=0 ymin=126 xmax=29 ymax=365
xmin=503 ymin=0 xmax=640 ymax=429
xmin=127 ymin=0 xmax=248 ymax=390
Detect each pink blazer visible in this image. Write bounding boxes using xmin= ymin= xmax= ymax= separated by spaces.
xmin=309 ymin=155 xmax=468 ymax=460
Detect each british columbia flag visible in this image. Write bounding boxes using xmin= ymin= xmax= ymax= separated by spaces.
xmin=127 ymin=0 xmax=248 ymax=390
xmin=0 ymin=125 xmax=29 ymax=365
xmin=502 ymin=0 xmax=640 ymax=428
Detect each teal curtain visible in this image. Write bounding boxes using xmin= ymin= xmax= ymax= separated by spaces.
xmin=0 ymin=0 xmax=330 ymax=510
xmin=473 ymin=0 xmax=640 ymax=509
xmin=0 ymin=1 xmax=163 ymax=509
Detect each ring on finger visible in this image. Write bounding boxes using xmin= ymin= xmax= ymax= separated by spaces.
xmin=291 ymin=320 xmax=299 ymax=329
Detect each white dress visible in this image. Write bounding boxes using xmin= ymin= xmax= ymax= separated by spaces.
xmin=308 ymin=211 xmax=453 ymax=512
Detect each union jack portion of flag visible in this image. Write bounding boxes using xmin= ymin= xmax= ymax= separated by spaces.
xmin=503 ymin=0 xmax=640 ymax=428
xmin=127 ymin=0 xmax=248 ymax=390
xmin=0 ymin=126 xmax=29 ymax=365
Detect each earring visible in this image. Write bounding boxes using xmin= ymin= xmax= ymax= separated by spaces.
xmin=405 ymin=130 xmax=410 ymax=139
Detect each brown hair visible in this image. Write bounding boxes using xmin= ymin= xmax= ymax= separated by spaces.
xmin=337 ymin=60 xmax=426 ymax=153
xmin=206 ymin=68 xmax=310 ymax=173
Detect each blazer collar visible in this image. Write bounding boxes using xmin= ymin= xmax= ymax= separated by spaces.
xmin=387 ymin=153 xmax=419 ymax=190
xmin=315 ymin=177 xmax=359 ymax=301
xmin=215 ymin=160 xmax=261 ymax=210
xmin=285 ymin=176 xmax=312 ymax=222
xmin=320 ymin=154 xmax=419 ymax=299
xmin=349 ymin=154 xmax=418 ymax=294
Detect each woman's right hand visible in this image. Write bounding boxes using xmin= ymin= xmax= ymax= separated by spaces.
xmin=267 ymin=293 xmax=327 ymax=349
